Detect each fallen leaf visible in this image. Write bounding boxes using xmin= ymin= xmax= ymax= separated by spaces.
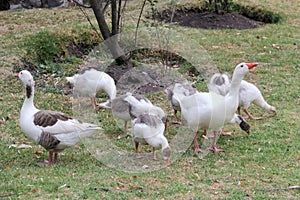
xmin=116 ymin=183 xmax=125 ymax=190
xmin=9 ymin=144 xmax=32 ymax=149
xmin=142 ymin=165 xmax=149 ymax=169
xmin=272 ymin=44 xmax=283 ymax=49
xmin=58 ymin=184 xmax=69 ymax=189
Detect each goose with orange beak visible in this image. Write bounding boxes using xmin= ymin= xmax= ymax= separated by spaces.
xmin=180 ymin=62 xmax=258 ymax=153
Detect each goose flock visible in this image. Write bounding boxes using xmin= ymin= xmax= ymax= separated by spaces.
xmin=14 ymin=62 xmax=276 ymax=166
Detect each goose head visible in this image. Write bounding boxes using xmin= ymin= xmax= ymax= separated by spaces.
xmin=66 ymin=76 xmax=76 ymax=85
xmin=14 ymin=70 xmax=35 ymax=88
xmin=162 ymin=146 xmax=171 ymax=166
xmin=233 ymin=62 xmax=258 ymax=77
xmin=268 ymin=106 xmax=277 ymax=115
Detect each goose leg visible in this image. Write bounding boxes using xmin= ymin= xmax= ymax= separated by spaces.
xmin=205 ymin=129 xmax=214 ymax=138
xmin=135 ymin=142 xmax=140 ymax=158
xmin=220 ymin=131 xmax=232 ymax=136
xmin=53 ymin=152 xmax=58 ymax=163
xmin=206 ymin=126 xmax=232 ymax=136
xmin=91 ymin=97 xmax=98 ymax=109
xmin=49 ymin=150 xmax=54 ymax=163
xmin=153 ymin=147 xmax=157 ymax=160
xmin=37 ymin=150 xmax=54 ymax=167
xmin=194 ymin=132 xmax=201 ymax=153
xmin=238 ymin=106 xmax=241 ymax=115
xmin=172 ymin=110 xmax=181 ymax=124
xmin=244 ymin=108 xmax=263 ymax=120
xmin=124 ymin=121 xmax=128 ymax=131
xmin=210 ymin=131 xmax=224 ymax=152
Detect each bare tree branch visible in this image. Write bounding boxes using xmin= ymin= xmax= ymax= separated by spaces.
xmin=103 ymin=0 xmax=111 ymax=12
xmin=72 ymin=0 xmax=92 ymax=8
xmin=135 ymin=0 xmax=147 ymax=45
xmin=117 ymin=0 xmax=122 ymax=33
xmin=78 ymin=6 xmax=102 ymax=39
xmin=111 ymin=0 xmax=118 ymax=35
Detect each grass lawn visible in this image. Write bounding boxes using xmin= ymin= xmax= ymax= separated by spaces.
xmin=0 ymin=0 xmax=299 ymax=199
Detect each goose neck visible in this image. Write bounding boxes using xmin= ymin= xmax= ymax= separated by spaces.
xmin=22 ymin=83 xmax=35 ymax=109
xmin=228 ymin=74 xmax=244 ymax=97
xmin=161 ymin=136 xmax=169 ymax=149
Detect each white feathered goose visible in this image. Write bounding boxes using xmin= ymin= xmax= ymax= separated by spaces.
xmin=109 ymin=93 xmax=149 ymax=130
xmin=110 ymin=93 xmax=162 ymax=130
xmin=132 ymin=113 xmax=171 ymax=165
xmin=165 ymin=82 xmax=197 ymax=124
xmin=15 ymin=70 xmax=101 ymax=165
xmin=208 ymin=73 xmax=276 ymax=119
xmin=180 ymin=62 xmax=258 ymax=153
xmin=167 ymin=83 xmax=250 ymax=135
xmin=124 ymin=93 xmax=166 ymax=122
xmin=66 ymin=68 xmax=116 ymax=109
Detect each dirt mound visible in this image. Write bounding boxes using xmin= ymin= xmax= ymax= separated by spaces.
xmin=156 ymin=10 xmax=265 ymax=30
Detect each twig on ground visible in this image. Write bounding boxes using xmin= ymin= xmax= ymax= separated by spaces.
xmin=258 ymin=185 xmax=300 ymax=192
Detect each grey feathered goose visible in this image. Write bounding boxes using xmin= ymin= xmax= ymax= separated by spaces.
xmin=132 ymin=113 xmax=171 ymax=165
xmin=110 ymin=93 xmax=166 ymax=130
xmin=165 ymin=82 xmax=197 ymax=124
xmin=208 ymin=73 xmax=276 ymax=119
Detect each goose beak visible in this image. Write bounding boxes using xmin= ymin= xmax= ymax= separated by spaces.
xmin=246 ymin=63 xmax=258 ymax=69
xmin=14 ymin=73 xmax=19 ymax=78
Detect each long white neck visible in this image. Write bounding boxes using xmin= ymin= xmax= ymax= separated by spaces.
xmin=160 ymin=135 xmax=169 ymax=150
xmin=228 ymin=72 xmax=244 ymax=99
xmin=225 ymin=72 xmax=245 ymax=119
xmin=20 ymin=83 xmax=40 ymax=141
xmin=21 ymin=83 xmax=36 ymax=112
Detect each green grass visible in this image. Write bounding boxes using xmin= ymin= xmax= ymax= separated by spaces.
xmin=1 ymin=0 xmax=300 ymax=199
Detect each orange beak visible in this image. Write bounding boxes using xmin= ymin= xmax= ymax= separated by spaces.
xmin=246 ymin=63 xmax=258 ymax=69
xmin=14 ymin=73 xmax=19 ymax=78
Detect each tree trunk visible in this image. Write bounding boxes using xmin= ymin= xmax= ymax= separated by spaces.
xmin=89 ymin=0 xmax=129 ymax=65
xmin=0 ymin=0 xmax=10 ymax=11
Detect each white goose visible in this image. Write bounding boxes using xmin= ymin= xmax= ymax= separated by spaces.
xmin=208 ymin=73 xmax=276 ymax=119
xmin=66 ymin=68 xmax=116 ymax=109
xmin=124 ymin=93 xmax=166 ymax=122
xmin=15 ymin=70 xmax=101 ymax=165
xmin=110 ymin=93 xmax=151 ymax=130
xmin=167 ymin=82 xmax=250 ymax=135
xmin=180 ymin=62 xmax=258 ymax=153
xmin=165 ymin=82 xmax=197 ymax=124
xmin=132 ymin=113 xmax=171 ymax=165
xmin=110 ymin=93 xmax=165 ymax=130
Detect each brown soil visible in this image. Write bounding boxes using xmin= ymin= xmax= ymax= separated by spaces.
xmin=105 ymin=49 xmax=198 ymax=95
xmin=156 ymin=10 xmax=265 ymax=30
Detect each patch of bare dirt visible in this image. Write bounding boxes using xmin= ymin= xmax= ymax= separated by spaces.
xmin=156 ymin=10 xmax=265 ymax=30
